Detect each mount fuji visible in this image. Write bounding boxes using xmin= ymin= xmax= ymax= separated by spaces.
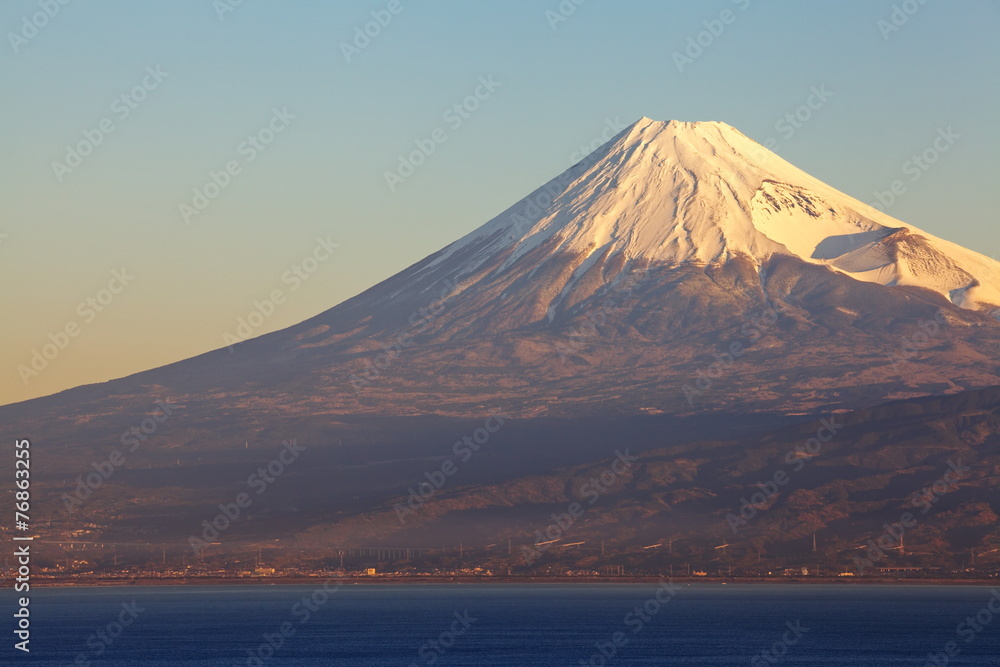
xmin=5 ymin=117 xmax=1000 ymax=557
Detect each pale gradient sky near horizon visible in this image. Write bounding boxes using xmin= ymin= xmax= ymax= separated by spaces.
xmin=2 ymin=0 xmax=998 ymax=406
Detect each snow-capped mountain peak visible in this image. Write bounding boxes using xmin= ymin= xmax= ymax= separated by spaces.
xmin=427 ymin=117 xmax=999 ymax=311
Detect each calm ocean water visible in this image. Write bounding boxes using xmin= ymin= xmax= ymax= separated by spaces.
xmin=5 ymin=583 xmax=1000 ymax=665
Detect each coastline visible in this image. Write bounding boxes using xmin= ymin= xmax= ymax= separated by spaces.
xmin=27 ymin=575 xmax=1000 ymax=588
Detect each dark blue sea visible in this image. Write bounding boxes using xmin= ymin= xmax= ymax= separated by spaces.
xmin=6 ymin=583 xmax=1000 ymax=665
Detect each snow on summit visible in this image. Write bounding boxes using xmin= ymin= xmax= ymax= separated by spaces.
xmin=431 ymin=117 xmax=999 ymax=311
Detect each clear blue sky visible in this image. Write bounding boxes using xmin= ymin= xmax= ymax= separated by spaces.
xmin=2 ymin=0 xmax=998 ymax=405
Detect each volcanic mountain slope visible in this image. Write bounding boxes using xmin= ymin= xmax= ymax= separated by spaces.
xmin=18 ymin=383 xmax=1000 ymax=569
xmin=297 ymin=385 xmax=1000 ymax=563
